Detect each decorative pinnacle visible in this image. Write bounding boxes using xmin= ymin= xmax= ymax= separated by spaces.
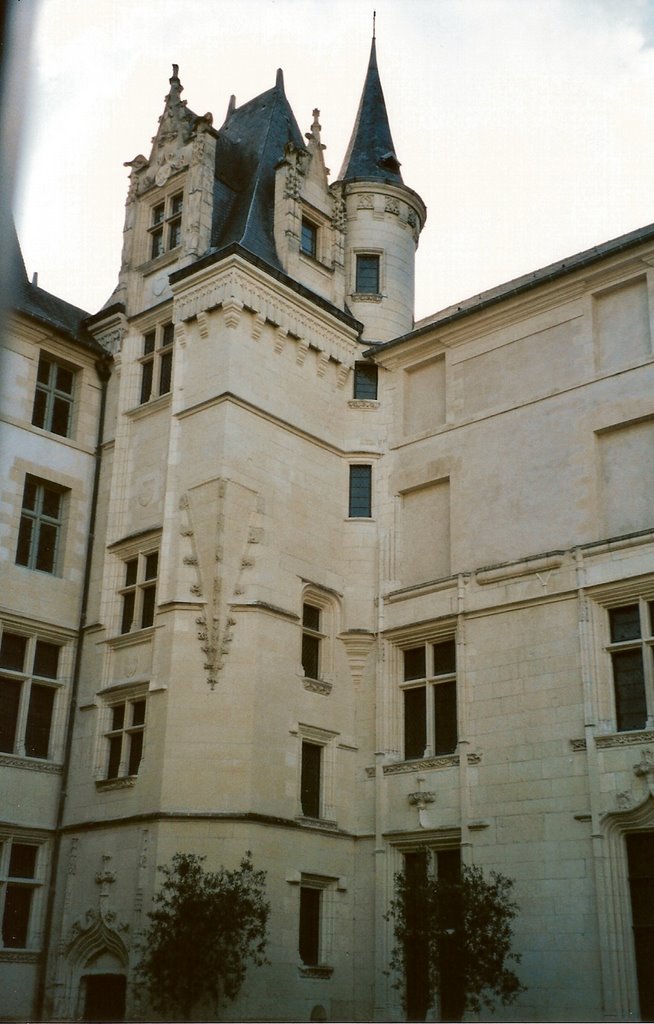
xmin=373 ymin=10 xmax=376 ymax=40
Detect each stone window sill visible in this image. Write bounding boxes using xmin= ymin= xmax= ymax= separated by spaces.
xmin=96 ymin=776 xmax=137 ymax=791
xmin=298 ymin=964 xmax=334 ymax=979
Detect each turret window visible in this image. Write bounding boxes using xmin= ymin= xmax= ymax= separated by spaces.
xmin=148 ymin=192 xmax=183 ymax=260
xmin=355 ymin=254 xmax=380 ymax=294
xmin=353 ymin=362 xmax=378 ymax=400
xmin=139 ymin=323 xmax=174 ymax=404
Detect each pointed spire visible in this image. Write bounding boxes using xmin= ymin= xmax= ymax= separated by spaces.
xmin=338 ymin=32 xmax=402 ymax=184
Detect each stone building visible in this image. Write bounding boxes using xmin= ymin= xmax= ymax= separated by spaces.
xmin=3 ymin=35 xmax=654 ymax=1023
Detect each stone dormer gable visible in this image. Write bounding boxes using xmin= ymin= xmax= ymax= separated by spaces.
xmin=107 ymin=66 xmax=217 ymax=312
xmin=273 ymin=108 xmax=346 ymax=309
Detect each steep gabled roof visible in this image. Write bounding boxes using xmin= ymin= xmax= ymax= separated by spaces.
xmin=211 ymin=69 xmax=306 ymax=268
xmin=337 ymin=37 xmax=403 ymax=185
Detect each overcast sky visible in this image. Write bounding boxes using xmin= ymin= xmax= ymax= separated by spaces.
xmin=11 ymin=0 xmax=654 ymax=321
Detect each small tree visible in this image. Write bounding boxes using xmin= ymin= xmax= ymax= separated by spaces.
xmin=387 ymin=860 xmax=525 ymax=1020
xmin=137 ymin=851 xmax=270 ymax=1020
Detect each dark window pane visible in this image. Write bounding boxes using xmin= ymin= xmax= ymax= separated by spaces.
xmin=128 ymin=729 xmax=144 ymax=776
xmin=125 ymin=559 xmax=138 ymax=587
xmin=349 ymin=464 xmax=372 ymax=517
xmin=2 ymin=884 xmax=33 ymax=947
xmin=404 ymin=686 xmax=426 ymax=759
xmin=404 ymin=647 xmax=426 ymax=681
xmin=41 ymin=487 xmax=61 ymax=520
xmin=355 ymin=254 xmax=380 ymax=293
xmin=107 ymin=735 xmax=122 ymax=779
xmin=144 ymin=552 xmax=158 ymax=580
xmin=301 ymin=220 xmax=317 ymax=257
xmin=143 ymin=331 xmax=156 ymax=355
xmin=9 ymin=843 xmax=38 ymax=878
xmin=434 ymin=679 xmax=458 ymax=755
xmin=302 ymin=604 xmax=321 ymax=631
xmin=0 ymin=634 xmax=27 ymax=672
xmin=161 ymin=323 xmax=175 ymax=347
xmin=121 ymin=591 xmax=135 ymax=634
xmin=37 ymin=356 xmax=51 ymax=385
xmin=168 ymin=220 xmax=182 ymax=249
xmin=35 ymin=522 xmax=57 ymax=573
xmin=140 ymin=360 xmax=153 ymax=404
xmin=0 ymin=677 xmax=22 ymax=752
xmin=609 ymin=604 xmax=641 ymax=643
xmin=140 ymin=584 xmax=156 ymax=628
xmin=613 ymin=649 xmax=647 ymax=731
xmin=111 ymin=704 xmax=125 ymax=731
xmin=171 ymin=193 xmax=183 ymax=216
xmin=433 ymin=639 xmax=456 ymax=676
xmin=301 ymin=741 xmax=321 ymax=818
xmin=302 ymin=634 xmax=320 ymax=679
xmin=159 ymin=349 xmax=173 ymax=395
xmin=33 ymin=641 xmax=60 ymax=679
xmin=31 ymin=388 xmax=47 ymax=429
xmin=15 ymin=516 xmax=33 ymax=567
xmin=299 ymin=887 xmax=321 ymax=965
xmin=55 ymin=365 xmax=74 ymax=394
xmin=151 ymin=229 xmax=163 ymax=259
xmin=25 ymin=684 xmax=55 ymax=758
xmin=353 ymin=362 xmax=378 ymax=400
xmin=404 ymin=851 xmax=430 ymax=1022
xmin=131 ymin=700 xmax=146 ymax=727
xmin=22 ymin=478 xmax=37 ymax=511
xmin=152 ymin=203 xmax=165 ymax=225
xmin=50 ymin=396 xmax=71 ymax=437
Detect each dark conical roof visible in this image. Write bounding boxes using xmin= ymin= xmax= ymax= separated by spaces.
xmin=338 ymin=38 xmax=403 ymax=185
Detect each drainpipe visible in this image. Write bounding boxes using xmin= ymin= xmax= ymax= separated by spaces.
xmin=36 ymin=351 xmax=112 ymax=1020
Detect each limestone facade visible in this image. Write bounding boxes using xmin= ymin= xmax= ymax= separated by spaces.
xmin=4 ymin=41 xmax=654 ymax=1024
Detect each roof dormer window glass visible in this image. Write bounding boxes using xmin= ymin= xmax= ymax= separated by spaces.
xmin=301 ymin=218 xmax=318 ymax=259
xmin=148 ymin=192 xmax=183 ymax=260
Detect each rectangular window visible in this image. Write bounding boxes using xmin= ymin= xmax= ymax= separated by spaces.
xmin=31 ymin=353 xmax=75 ymax=437
xmin=0 ymin=631 xmax=61 ymax=760
xmin=1 ymin=840 xmax=40 ymax=949
xmin=301 ymin=603 xmax=322 ymax=679
xmin=139 ymin=323 xmax=174 ymax=404
xmin=104 ymin=696 xmax=146 ymax=779
xmin=353 ymin=361 xmax=378 ymax=400
xmin=402 ymin=639 xmax=457 ymax=759
xmin=607 ymin=602 xmax=653 ymax=731
xmin=15 ymin=477 xmax=64 ymax=574
xmin=299 ymin=886 xmax=321 ymax=965
xmin=148 ymin=192 xmax=183 ymax=260
xmin=300 ymin=741 xmax=322 ymax=818
xmin=119 ymin=551 xmax=158 ymax=634
xmin=349 ymin=464 xmax=372 ymax=518
xmin=355 ymin=254 xmax=380 ymax=294
xmin=300 ymin=218 xmax=318 ymax=258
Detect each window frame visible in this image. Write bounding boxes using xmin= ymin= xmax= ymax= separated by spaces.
xmin=400 ymin=637 xmax=458 ymax=761
xmin=353 ymin=361 xmax=379 ymax=400
xmin=147 ymin=191 xmax=183 ymax=261
xmin=299 ymin=587 xmax=340 ymax=692
xmin=348 ymin=463 xmax=372 ymax=518
xmin=102 ymin=692 xmax=147 ymax=781
xmin=31 ymin=352 xmax=76 ymax=438
xmin=300 ymin=217 xmax=319 ymax=259
xmin=0 ymin=628 xmax=63 ymax=761
xmin=139 ymin=322 xmax=175 ymax=405
xmin=606 ymin=599 xmax=654 ymax=732
xmin=118 ymin=549 xmax=159 ymax=635
xmin=0 ymin=836 xmax=44 ymax=950
xmin=354 ymin=252 xmax=381 ymax=295
xmin=15 ymin=475 xmax=66 ymax=575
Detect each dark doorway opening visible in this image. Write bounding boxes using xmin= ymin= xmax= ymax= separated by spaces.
xmin=82 ymin=973 xmax=126 ymax=1022
xmin=626 ymin=832 xmax=654 ymax=1021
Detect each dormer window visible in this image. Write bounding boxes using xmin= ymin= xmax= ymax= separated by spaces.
xmin=300 ymin=218 xmax=318 ymax=259
xmin=148 ymin=192 xmax=183 ymax=260
xmin=355 ymin=254 xmax=380 ymax=294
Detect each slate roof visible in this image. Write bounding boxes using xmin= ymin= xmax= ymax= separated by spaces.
xmin=337 ymin=38 xmax=403 ymax=186
xmin=211 ymin=69 xmax=306 ymax=270
xmin=7 ymin=220 xmax=101 ymax=352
